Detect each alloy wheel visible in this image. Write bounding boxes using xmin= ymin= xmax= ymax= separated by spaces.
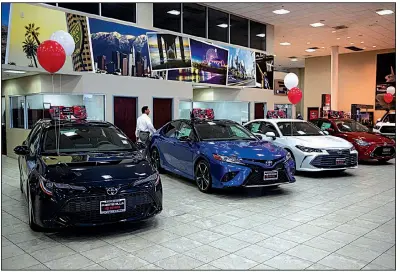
xmin=195 ymin=161 xmax=211 ymax=192
xmin=151 ymin=149 xmax=160 ymax=170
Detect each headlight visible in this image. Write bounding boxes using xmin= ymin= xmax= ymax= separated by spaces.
xmin=295 ymin=145 xmax=322 ymax=153
xmin=355 ymin=139 xmax=370 ymax=146
xmin=39 ymin=176 xmax=86 ymax=196
xmin=213 ymin=154 xmax=244 ymax=165
xmin=134 ymin=173 xmax=160 ymax=186
xmin=350 ymin=145 xmax=356 ymax=151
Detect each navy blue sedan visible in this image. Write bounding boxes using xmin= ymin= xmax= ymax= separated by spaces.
xmin=14 ymin=119 xmax=162 ymax=231
xmin=150 ymin=119 xmax=295 ymax=193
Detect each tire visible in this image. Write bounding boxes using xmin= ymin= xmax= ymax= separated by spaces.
xmin=151 ymin=148 xmax=165 ymax=173
xmin=27 ymin=185 xmax=42 ymax=232
xmin=195 ymin=160 xmax=212 ymax=193
xmin=286 ymin=149 xmax=297 ymax=174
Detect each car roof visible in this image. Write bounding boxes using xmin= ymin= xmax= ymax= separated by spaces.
xmin=36 ymin=119 xmax=112 ymax=128
xmin=250 ymin=119 xmax=307 ymax=124
xmin=177 ymin=119 xmax=237 ymax=125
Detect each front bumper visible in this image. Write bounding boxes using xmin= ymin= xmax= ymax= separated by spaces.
xmin=209 ymin=158 xmax=296 ymax=189
xmin=34 ymin=182 xmax=163 ymax=229
xmin=297 ymin=149 xmax=358 ymax=172
xmin=357 ymin=144 xmax=395 ymax=161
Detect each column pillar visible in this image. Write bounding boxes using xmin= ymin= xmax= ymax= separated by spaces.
xmin=331 ymin=46 xmax=339 ymax=110
xmin=136 ymin=3 xmax=153 ymax=29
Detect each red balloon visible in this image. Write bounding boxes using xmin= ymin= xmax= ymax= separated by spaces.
xmin=384 ymin=93 xmax=394 ymax=104
xmin=288 ymin=87 xmax=303 ymax=105
xmin=37 ymin=40 xmax=66 ymax=73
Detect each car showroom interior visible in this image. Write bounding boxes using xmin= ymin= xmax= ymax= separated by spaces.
xmin=0 ymin=1 xmax=396 ymax=271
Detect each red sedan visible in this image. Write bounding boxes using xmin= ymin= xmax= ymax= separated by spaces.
xmin=311 ymin=118 xmax=395 ymax=162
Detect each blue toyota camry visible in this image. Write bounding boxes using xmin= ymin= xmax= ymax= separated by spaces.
xmin=150 ymin=119 xmax=296 ymax=193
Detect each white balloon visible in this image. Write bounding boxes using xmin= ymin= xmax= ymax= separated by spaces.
xmin=50 ymin=30 xmax=75 ymax=56
xmin=387 ymin=86 xmax=395 ymax=95
xmin=284 ymin=73 xmax=299 ymax=90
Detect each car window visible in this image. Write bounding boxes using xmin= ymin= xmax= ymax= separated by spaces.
xmin=164 ymin=121 xmax=181 ymax=138
xmin=246 ymin=122 xmax=261 ymax=133
xmin=383 ymin=114 xmax=395 ymax=123
xmin=27 ymin=124 xmax=41 ymax=146
xmin=231 ymin=126 xmax=250 ymax=138
xmin=177 ymin=122 xmax=194 ymax=139
xmin=320 ymin=121 xmax=332 ymax=131
xmin=277 ymin=121 xmax=323 ymax=136
xmin=195 ymin=122 xmax=257 ymax=141
xmin=43 ymin=125 xmax=135 ymax=153
xmin=263 ymin=122 xmax=279 ymax=136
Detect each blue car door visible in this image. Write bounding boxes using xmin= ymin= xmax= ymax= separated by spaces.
xmin=158 ymin=121 xmax=181 ymax=169
xmin=174 ymin=122 xmax=196 ymax=177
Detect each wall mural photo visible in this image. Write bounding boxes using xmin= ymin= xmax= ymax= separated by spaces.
xmin=147 ymin=32 xmax=191 ymax=71
xmin=222 ymin=45 xmax=256 ymax=87
xmin=7 ymin=3 xmax=93 ymax=72
xmin=375 ymin=52 xmax=395 ymax=110
xmin=255 ymin=52 xmax=274 ymax=89
xmin=89 ymin=18 xmax=151 ymax=77
xmin=1 ymin=3 xmax=10 ymax=64
xmin=168 ymin=39 xmax=229 ymax=85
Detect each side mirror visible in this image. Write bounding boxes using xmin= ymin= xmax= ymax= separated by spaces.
xmin=265 ymin=132 xmax=276 ymax=140
xmin=14 ymin=145 xmax=29 ymax=156
xmin=377 ymin=118 xmax=381 ymax=122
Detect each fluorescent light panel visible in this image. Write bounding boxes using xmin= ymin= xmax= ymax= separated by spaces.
xmin=290 ymin=58 xmax=298 ymax=62
xmin=273 ymin=9 xmax=290 ymax=15
xmin=217 ymin=23 xmax=228 ymax=28
xmin=305 ymin=48 xmax=316 ymax=52
xmin=280 ymin=42 xmax=291 ymax=46
xmin=167 ymin=10 xmax=180 ymax=15
xmin=376 ymin=9 xmax=394 ymax=15
xmin=310 ymin=22 xmax=325 ymax=27
xmin=256 ymin=33 xmax=266 ymax=38
xmin=4 ymin=70 xmax=26 ymax=74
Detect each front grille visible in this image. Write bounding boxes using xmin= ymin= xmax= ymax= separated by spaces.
xmin=244 ymin=162 xmax=290 ymax=186
xmin=371 ymin=146 xmax=395 ymax=157
xmin=310 ymin=149 xmax=357 ymax=168
xmin=60 ymin=192 xmax=156 ymax=224
xmin=380 ymin=127 xmax=395 ymax=134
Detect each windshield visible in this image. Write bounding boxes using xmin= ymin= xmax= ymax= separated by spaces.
xmin=195 ymin=122 xmax=257 ymax=141
xmin=383 ymin=114 xmax=395 ymax=123
xmin=380 ymin=126 xmax=395 ymax=134
xmin=277 ymin=121 xmax=323 ymax=136
xmin=43 ymin=125 xmax=135 ymax=153
xmin=335 ymin=120 xmax=369 ymax=132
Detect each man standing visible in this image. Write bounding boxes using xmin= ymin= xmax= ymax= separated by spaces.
xmin=136 ymin=106 xmax=156 ymax=145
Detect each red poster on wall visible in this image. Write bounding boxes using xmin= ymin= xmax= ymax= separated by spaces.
xmin=321 ymin=94 xmax=331 ymax=110
xmin=309 ymin=110 xmax=319 ymax=120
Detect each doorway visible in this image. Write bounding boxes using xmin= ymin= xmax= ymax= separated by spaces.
xmin=153 ymin=98 xmax=172 ymax=129
xmin=307 ymin=107 xmax=319 ymax=121
xmin=254 ymin=102 xmax=266 ymax=119
xmin=113 ymin=96 xmax=137 ymax=141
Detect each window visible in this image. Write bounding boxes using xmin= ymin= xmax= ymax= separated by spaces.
xmin=10 ymin=96 xmax=25 ymax=129
xmin=230 ymin=15 xmax=248 ymax=47
xmin=320 ymin=121 xmax=332 ymax=131
xmin=177 ymin=122 xmax=194 ymax=140
xmin=208 ymin=8 xmax=229 ymax=43
xmin=277 ymin=122 xmax=323 ymax=136
xmin=195 ymin=122 xmax=256 ymax=141
xmin=183 ymin=4 xmax=206 ymax=38
xmin=263 ymin=122 xmax=279 ymax=136
xmin=26 ymin=95 xmax=45 ymax=129
xmin=246 ymin=122 xmax=261 ymax=133
xmin=58 ymin=3 xmax=99 ymax=15
xmin=153 ymin=3 xmax=181 ymax=33
xmin=164 ymin=121 xmax=181 ymax=138
xmin=101 ymin=3 xmax=136 ymax=23
xmin=250 ymin=21 xmax=266 ymax=50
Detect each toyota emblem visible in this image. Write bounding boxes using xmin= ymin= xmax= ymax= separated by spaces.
xmin=337 ymin=150 xmax=342 ymax=155
xmin=106 ymin=187 xmax=118 ymax=196
xmin=266 ymin=160 xmax=273 ymax=166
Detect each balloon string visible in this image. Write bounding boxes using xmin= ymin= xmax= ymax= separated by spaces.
xmin=51 ymin=74 xmax=59 ymax=156
xmin=57 ymin=74 xmax=61 ymax=155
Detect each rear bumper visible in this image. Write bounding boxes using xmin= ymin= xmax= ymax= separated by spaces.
xmin=34 ymin=183 xmax=163 ymax=229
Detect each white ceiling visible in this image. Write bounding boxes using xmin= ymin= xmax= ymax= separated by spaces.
xmin=206 ymin=2 xmax=396 ymax=69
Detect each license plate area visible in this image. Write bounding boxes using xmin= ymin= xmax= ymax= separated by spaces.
xmin=335 ymin=158 xmax=346 ymax=165
xmin=382 ymin=147 xmax=392 ymax=154
xmin=100 ymin=199 xmax=126 ymax=214
xmin=264 ymin=170 xmax=278 ymax=181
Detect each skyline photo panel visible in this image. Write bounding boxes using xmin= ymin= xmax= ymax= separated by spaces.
xmin=147 ymin=32 xmax=191 ymax=71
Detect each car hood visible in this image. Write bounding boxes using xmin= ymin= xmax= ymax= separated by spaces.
xmin=41 ymin=152 xmax=154 ymax=184
xmin=200 ymin=140 xmax=286 ymax=160
xmin=288 ymin=135 xmax=352 ymax=148
xmin=343 ymin=132 xmax=394 ymax=143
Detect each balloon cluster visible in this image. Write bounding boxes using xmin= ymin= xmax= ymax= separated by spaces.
xmin=284 ymin=73 xmax=302 ymax=105
xmin=384 ymin=86 xmax=395 ymax=104
xmin=37 ymin=30 xmax=75 ymax=74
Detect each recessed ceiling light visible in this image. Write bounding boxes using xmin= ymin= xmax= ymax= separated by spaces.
xmin=4 ymin=70 xmax=26 ymax=74
xmin=361 ymin=41 xmax=364 ymax=43
xmin=290 ymin=58 xmax=298 ymax=62
xmin=350 ymin=42 xmax=354 ymax=45
xmin=307 ymin=42 xmax=311 ymax=44
xmin=256 ymin=33 xmax=266 ymax=38
xmin=373 ymin=45 xmax=377 ymax=48
xmin=167 ymin=10 xmax=180 ymax=16
xmin=332 ymin=30 xmax=336 ymax=33
xmin=337 ymin=37 xmax=341 ymax=40
xmin=321 ymin=46 xmax=325 ymax=49
xmin=376 ymin=9 xmax=394 ymax=15
xmin=363 ymin=47 xmax=366 ymax=49
xmin=310 ymin=22 xmax=325 ymax=27
xmin=305 ymin=48 xmax=316 ymax=52
xmin=280 ymin=42 xmax=291 ymax=46
xmin=217 ymin=23 xmax=228 ymax=28
xmin=347 ymin=37 xmax=351 ymax=39
xmin=273 ymin=9 xmax=290 ymax=15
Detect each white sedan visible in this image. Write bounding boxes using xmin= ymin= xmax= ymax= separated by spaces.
xmin=244 ymin=119 xmax=358 ymax=172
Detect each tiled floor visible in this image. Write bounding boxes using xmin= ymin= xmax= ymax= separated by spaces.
xmin=1 ymin=155 xmax=395 ymax=270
